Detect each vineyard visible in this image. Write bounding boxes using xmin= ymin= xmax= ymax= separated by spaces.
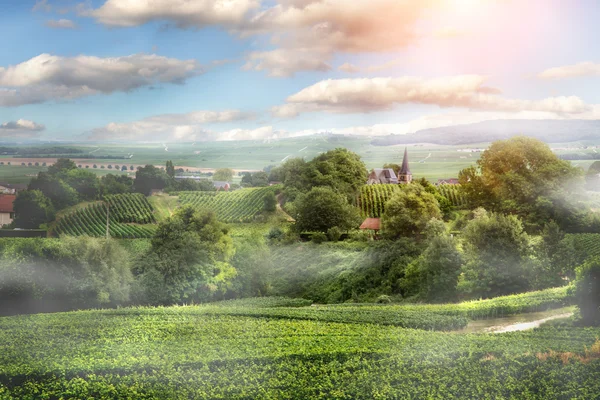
xmin=1 ymin=293 xmax=599 ymax=399
xmin=358 ymin=184 xmax=401 ymax=218
xmin=178 ymin=187 xmax=276 ymax=223
xmin=52 ymin=193 xmax=157 ymax=238
xmin=566 ymin=233 xmax=600 ymax=259
xmin=437 ymin=184 xmax=468 ymax=208
xmin=359 ymin=184 xmax=468 ymax=217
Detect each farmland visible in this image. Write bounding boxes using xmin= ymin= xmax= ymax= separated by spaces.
xmin=52 ymin=193 xmax=158 ymax=238
xmin=0 ymin=291 xmax=599 ymax=399
xmin=178 ymin=187 xmax=277 ymax=223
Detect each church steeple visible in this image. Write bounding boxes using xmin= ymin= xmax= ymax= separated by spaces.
xmin=399 ymin=147 xmax=412 ymax=184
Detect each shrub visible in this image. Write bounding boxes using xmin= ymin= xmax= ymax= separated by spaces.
xmin=312 ymin=232 xmax=327 ymax=244
xmin=574 ymin=258 xmax=600 ymax=325
xmin=327 ymin=226 xmax=343 ymax=242
xmin=376 ymin=295 xmax=392 ymax=304
xmin=267 ymin=227 xmax=284 ymax=241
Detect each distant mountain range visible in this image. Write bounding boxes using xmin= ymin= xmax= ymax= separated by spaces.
xmin=371 ymin=120 xmax=600 ymax=146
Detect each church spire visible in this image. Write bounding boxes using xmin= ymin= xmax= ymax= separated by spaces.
xmin=399 ymin=147 xmax=412 ymax=184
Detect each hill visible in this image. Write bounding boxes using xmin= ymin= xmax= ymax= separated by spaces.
xmin=372 ymin=119 xmax=600 ymax=146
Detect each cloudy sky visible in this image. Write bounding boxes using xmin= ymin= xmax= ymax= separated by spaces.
xmin=1 ymin=0 xmax=599 ymax=142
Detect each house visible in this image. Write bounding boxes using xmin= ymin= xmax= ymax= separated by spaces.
xmin=0 ymin=183 xmax=27 ymax=194
xmin=213 ymin=181 xmax=231 ymax=191
xmin=360 ymin=218 xmax=381 ymax=231
xmin=0 ymin=194 xmax=16 ymax=226
xmin=367 ymin=168 xmax=398 ymax=184
xmin=437 ymin=178 xmax=460 ymax=185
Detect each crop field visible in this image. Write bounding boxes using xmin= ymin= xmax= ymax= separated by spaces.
xmin=178 ymin=187 xmax=276 ymax=223
xmin=52 ymin=194 xmax=157 ymax=238
xmin=1 ymin=290 xmax=599 ymax=399
xmin=436 ymin=184 xmax=468 ymax=208
xmin=566 ymin=233 xmax=600 ymax=259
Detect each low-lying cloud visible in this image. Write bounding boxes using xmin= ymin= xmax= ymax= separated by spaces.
xmin=0 ymin=53 xmax=203 ymax=107
xmin=272 ymin=76 xmax=591 ymax=117
xmin=45 ymin=19 xmax=78 ymax=29
xmin=538 ymin=62 xmax=600 ymax=80
xmin=0 ymin=119 xmax=45 ymax=138
xmin=88 ymin=110 xmax=256 ymax=142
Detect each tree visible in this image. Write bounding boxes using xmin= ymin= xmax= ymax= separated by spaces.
xmin=252 ymin=171 xmax=269 ymax=187
xmin=135 ymin=206 xmax=235 ymax=305
xmin=401 ymin=235 xmax=462 ymax=302
xmin=263 ymin=191 xmax=277 ymax=212
xmin=213 ymin=168 xmax=234 ymax=182
xmin=293 ymin=187 xmax=361 ymax=233
xmin=47 ymin=158 xmax=77 ymax=176
xmin=383 ymin=163 xmax=401 ymax=176
xmin=458 ymin=212 xmax=531 ymax=298
xmin=65 ymin=169 xmax=100 ymax=201
xmin=166 ymin=160 xmax=175 ymax=179
xmin=101 ymin=174 xmax=133 ymax=195
xmin=459 ymin=137 xmax=583 ymax=229
xmin=586 ymin=161 xmax=600 ymax=190
xmin=382 ymin=185 xmax=442 ymax=238
xmin=12 ymin=190 xmax=55 ymax=229
xmin=133 ymin=165 xmax=169 ymax=195
xmin=28 ymin=172 xmax=78 ymax=210
xmin=574 ymin=258 xmax=600 ymax=325
xmin=240 ymin=172 xmax=253 ymax=187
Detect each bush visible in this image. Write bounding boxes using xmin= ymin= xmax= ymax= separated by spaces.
xmin=312 ymin=232 xmax=327 ymax=244
xmin=327 ymin=226 xmax=343 ymax=242
xmin=376 ymin=294 xmax=392 ymax=304
xmin=574 ymin=258 xmax=600 ymax=325
xmin=267 ymin=227 xmax=284 ymax=241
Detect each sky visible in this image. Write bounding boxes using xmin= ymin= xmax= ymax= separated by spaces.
xmin=0 ymin=0 xmax=599 ymax=142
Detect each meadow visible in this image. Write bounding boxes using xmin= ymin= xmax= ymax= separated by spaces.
xmin=0 ymin=291 xmax=598 ymax=399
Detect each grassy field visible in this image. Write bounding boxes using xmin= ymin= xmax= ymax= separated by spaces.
xmin=0 ymin=290 xmax=598 ymax=399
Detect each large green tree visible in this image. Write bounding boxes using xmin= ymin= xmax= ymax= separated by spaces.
xmin=133 ymin=165 xmax=169 ymax=195
xmin=135 ymin=206 xmax=235 ymax=305
xmin=459 ymin=137 xmax=583 ymax=229
xmin=65 ymin=169 xmax=101 ymax=201
xmin=213 ymin=168 xmax=234 ymax=182
xmin=293 ymin=187 xmax=361 ymax=233
xmin=12 ymin=190 xmax=55 ymax=229
xmin=101 ymin=174 xmax=134 ymax=195
xmin=458 ymin=212 xmax=531 ymax=299
xmin=381 ymin=185 xmax=442 ymax=238
xmin=28 ymin=172 xmax=79 ymax=210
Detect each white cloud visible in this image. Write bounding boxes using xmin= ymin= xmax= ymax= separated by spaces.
xmin=337 ymin=59 xmax=403 ymax=74
xmin=0 ymin=119 xmax=45 ymax=138
xmin=272 ymin=76 xmax=592 ymax=117
xmin=88 ymin=110 xmax=255 ymax=141
xmin=538 ymin=62 xmax=600 ymax=80
xmin=243 ymin=48 xmax=331 ymax=77
xmin=0 ymin=53 xmax=203 ymax=106
xmin=45 ymin=19 xmax=78 ymax=29
xmin=84 ymin=0 xmax=260 ymax=28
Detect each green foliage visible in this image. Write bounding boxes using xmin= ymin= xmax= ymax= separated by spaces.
xmin=133 ymin=165 xmax=169 ymax=195
xmin=47 ymin=158 xmax=78 ymax=176
xmin=459 ymin=213 xmax=531 ymax=299
xmin=12 ymin=190 xmax=55 ymax=229
xmin=401 ymin=236 xmax=463 ymax=302
xmin=292 ymin=187 xmax=361 ymax=233
xmin=100 ymin=173 xmax=133 ymax=195
xmin=213 ymin=168 xmax=234 ymax=182
xmin=28 ymin=172 xmax=79 ymax=210
xmin=227 ymin=236 xmax=274 ymax=298
xmin=263 ymin=190 xmax=277 ymax=212
xmin=165 ymin=160 xmax=175 ymax=179
xmin=179 ymin=187 xmax=277 ymax=222
xmin=381 ymin=184 xmax=442 ymax=238
xmin=327 ymin=226 xmax=343 ymax=242
xmin=64 ymin=169 xmax=101 ymax=201
xmin=135 ymin=206 xmax=235 ymax=305
xmin=311 ymin=232 xmax=327 ymax=244
xmin=436 ymin=184 xmax=467 ymax=208
xmin=459 ymin=137 xmax=585 ymax=231
xmin=574 ymin=258 xmax=600 ymax=325
xmin=0 ymin=237 xmax=132 ymax=314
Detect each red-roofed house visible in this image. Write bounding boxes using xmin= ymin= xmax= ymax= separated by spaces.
xmin=0 ymin=194 xmax=16 ymax=226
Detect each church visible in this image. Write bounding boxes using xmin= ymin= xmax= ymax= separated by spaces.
xmin=367 ymin=147 xmax=412 ymax=185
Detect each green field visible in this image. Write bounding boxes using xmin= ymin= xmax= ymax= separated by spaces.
xmin=1 ymin=290 xmax=598 ymax=399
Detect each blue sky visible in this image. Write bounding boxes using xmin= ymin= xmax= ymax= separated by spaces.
xmin=0 ymin=0 xmax=599 ymax=142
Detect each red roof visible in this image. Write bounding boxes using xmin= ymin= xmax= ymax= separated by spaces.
xmin=360 ymin=218 xmax=381 ymax=230
xmin=0 ymin=194 xmax=16 ymax=213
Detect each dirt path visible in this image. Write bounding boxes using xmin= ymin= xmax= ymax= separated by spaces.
xmin=457 ymin=307 xmax=575 ymax=334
